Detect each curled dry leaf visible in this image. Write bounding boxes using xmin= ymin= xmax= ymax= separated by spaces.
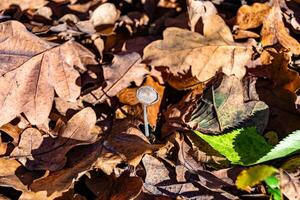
xmin=10 ymin=107 xmax=97 ymax=171
xmin=235 ymin=3 xmax=271 ymax=30
xmin=261 ymin=0 xmax=300 ymax=55
xmin=0 ymin=21 xmax=97 ymax=126
xmin=143 ymin=27 xmax=253 ymax=83
xmin=95 ymin=119 xmax=160 ymax=175
xmin=187 ymin=0 xmax=233 ymax=41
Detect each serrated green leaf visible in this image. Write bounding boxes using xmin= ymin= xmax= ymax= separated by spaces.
xmin=255 ymin=130 xmax=300 ymax=164
xmin=194 ymin=128 xmax=300 ymax=165
xmin=194 ymin=127 xmax=272 ymax=165
xmin=236 ymin=165 xmax=278 ymax=191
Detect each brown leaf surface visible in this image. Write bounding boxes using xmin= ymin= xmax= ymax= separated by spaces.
xmin=236 ymin=3 xmax=270 ymax=30
xmin=95 ymin=119 xmax=160 ymax=175
xmin=0 ymin=21 xmax=97 ymax=126
xmin=187 ymin=0 xmax=233 ymax=41
xmin=83 ymin=52 xmax=149 ymax=103
xmin=261 ymin=0 xmax=300 ymax=55
xmin=143 ymin=27 xmax=253 ymax=82
xmin=0 ymin=0 xmax=48 ymax=11
xmin=10 ymin=107 xmax=97 ymax=171
xmin=280 ymin=170 xmax=300 ymax=200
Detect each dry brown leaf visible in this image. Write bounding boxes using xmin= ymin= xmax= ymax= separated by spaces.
xmin=83 ymin=52 xmax=148 ymax=103
xmin=235 ymin=3 xmax=271 ymax=30
xmin=24 ymin=142 xmax=103 ymax=200
xmin=0 ymin=123 xmax=23 ymax=144
xmin=280 ymin=170 xmax=300 ymax=200
xmin=261 ymin=0 xmax=300 ymax=55
xmin=117 ymin=76 xmax=165 ymax=127
xmin=187 ymin=0 xmax=233 ymax=41
xmin=0 ymin=20 xmax=97 ymax=127
xmin=142 ymin=154 xmax=237 ymax=199
xmin=0 ymin=0 xmax=48 ymax=11
xmin=143 ymin=27 xmax=253 ymax=83
xmin=10 ymin=107 xmax=97 ymax=171
xmin=95 ymin=119 xmax=160 ymax=175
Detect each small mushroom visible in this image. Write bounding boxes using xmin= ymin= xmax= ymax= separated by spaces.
xmin=136 ymin=86 xmax=159 ymax=137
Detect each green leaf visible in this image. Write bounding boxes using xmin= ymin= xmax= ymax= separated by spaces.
xmin=194 ymin=128 xmax=300 ymax=165
xmin=265 ymin=176 xmax=282 ymax=200
xmin=194 ymin=127 xmax=272 ymax=165
xmin=256 ymin=130 xmax=300 ymax=164
xmin=265 ymin=175 xmax=280 ymax=189
xmin=236 ymin=165 xmax=278 ymax=191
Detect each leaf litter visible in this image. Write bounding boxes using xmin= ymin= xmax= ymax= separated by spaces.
xmin=0 ymin=0 xmax=299 ymax=199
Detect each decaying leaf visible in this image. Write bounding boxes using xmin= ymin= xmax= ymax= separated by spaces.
xmin=0 ymin=21 xmax=97 ymax=126
xmin=143 ymin=27 xmax=253 ymax=83
xmin=261 ymin=0 xmax=300 ymax=55
xmin=188 ymin=75 xmax=269 ymax=134
xmin=236 ymin=165 xmax=278 ymax=192
xmin=236 ymin=3 xmax=271 ymax=30
xmin=10 ymin=107 xmax=97 ymax=171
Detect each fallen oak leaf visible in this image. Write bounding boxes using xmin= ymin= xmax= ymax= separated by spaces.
xmin=0 ymin=20 xmax=97 ymax=126
xmin=143 ymin=27 xmax=254 ymax=83
xmin=10 ymin=107 xmax=97 ymax=171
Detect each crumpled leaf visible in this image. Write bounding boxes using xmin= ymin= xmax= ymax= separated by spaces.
xmin=261 ymin=0 xmax=300 ymax=55
xmin=235 ymin=3 xmax=271 ymax=30
xmin=195 ymin=127 xmax=300 ymax=166
xmin=83 ymin=52 xmax=148 ymax=103
xmin=10 ymin=107 xmax=97 ymax=171
xmin=236 ymin=165 xmax=278 ymax=192
xmin=187 ymin=0 xmax=233 ymax=41
xmin=94 ymin=119 xmax=160 ymax=175
xmin=0 ymin=20 xmax=97 ymax=126
xmin=188 ymin=75 xmax=269 ymax=134
xmin=143 ymin=27 xmax=253 ymax=82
